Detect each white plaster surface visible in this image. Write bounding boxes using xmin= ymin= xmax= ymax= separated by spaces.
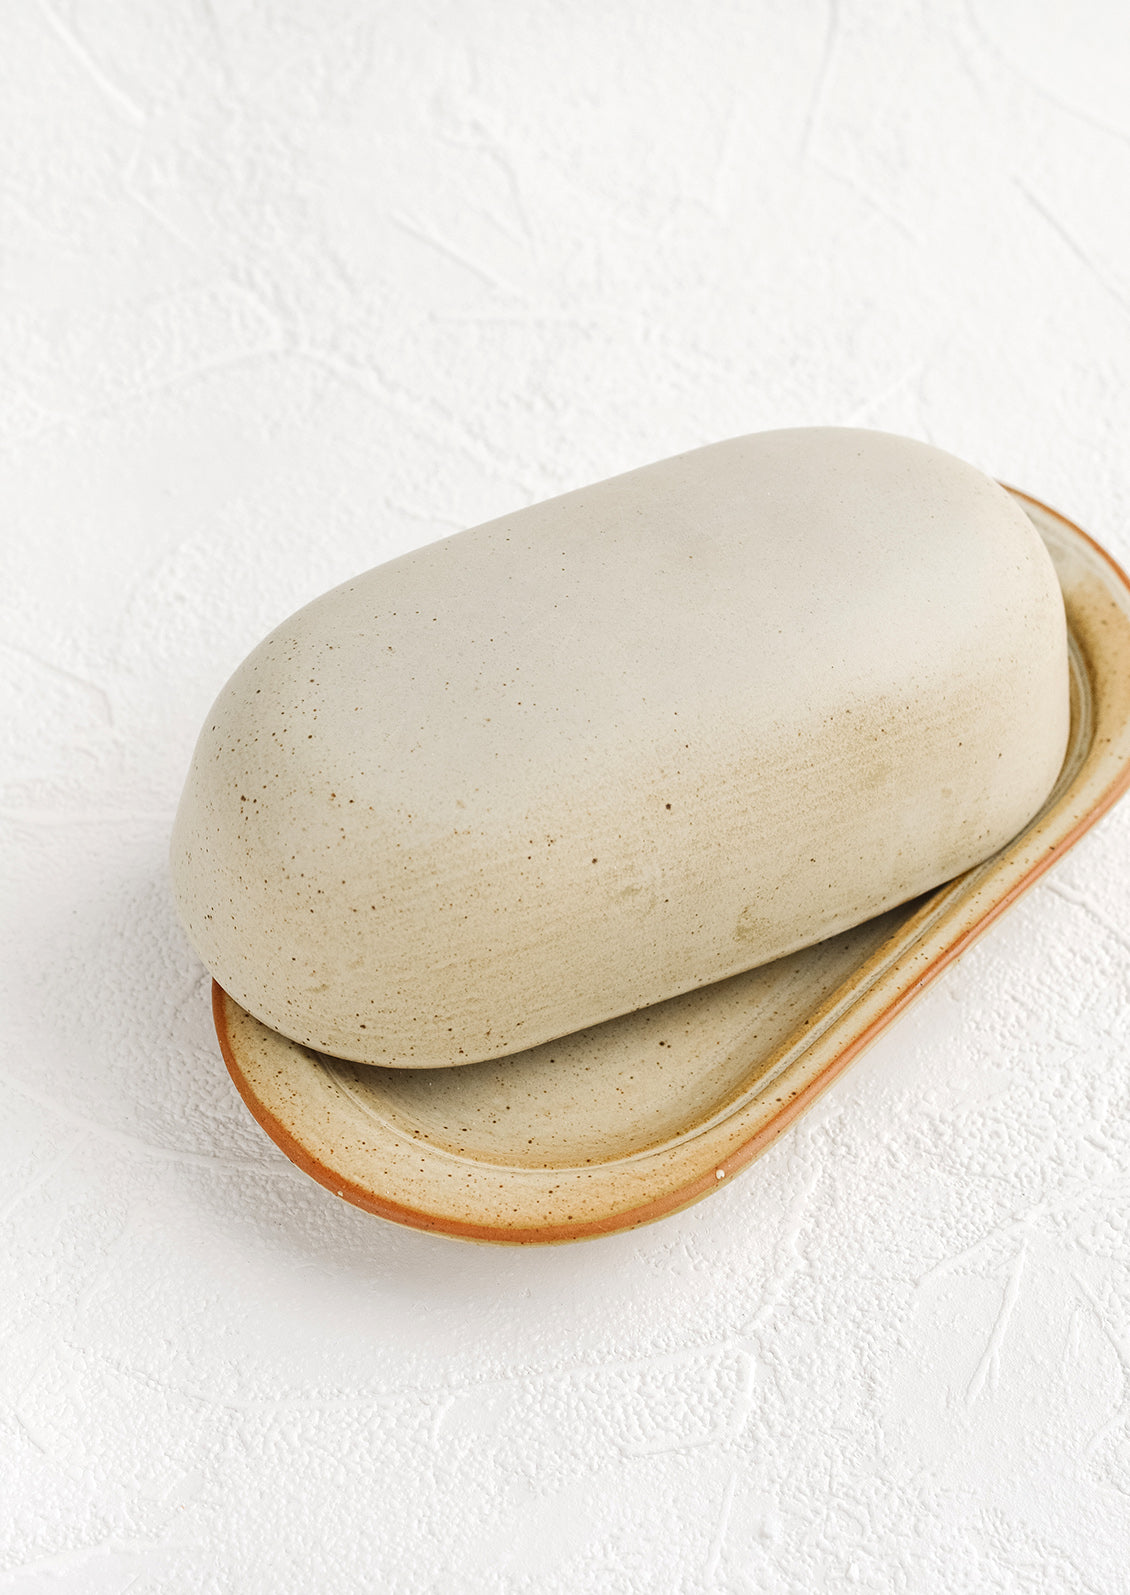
xmin=3 ymin=2 xmax=1130 ymax=1589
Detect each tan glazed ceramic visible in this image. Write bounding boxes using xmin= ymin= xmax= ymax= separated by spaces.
xmin=174 ymin=431 xmax=1069 ymax=1069
xmin=202 ymin=489 xmax=1130 ymax=1243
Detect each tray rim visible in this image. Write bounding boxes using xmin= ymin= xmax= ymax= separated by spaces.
xmin=213 ymin=489 xmax=1130 ymax=1243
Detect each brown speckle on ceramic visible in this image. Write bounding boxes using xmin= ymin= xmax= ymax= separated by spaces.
xmin=175 ymin=430 xmax=1069 ymax=1068
xmin=213 ymin=491 xmax=1130 ymax=1242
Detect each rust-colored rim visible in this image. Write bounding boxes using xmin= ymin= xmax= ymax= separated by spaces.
xmin=213 ymin=490 xmax=1130 ymax=1243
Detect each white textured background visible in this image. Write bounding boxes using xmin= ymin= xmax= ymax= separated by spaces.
xmin=4 ymin=3 xmax=1130 ymax=1590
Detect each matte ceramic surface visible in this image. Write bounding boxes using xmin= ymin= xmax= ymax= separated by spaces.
xmin=176 ymin=430 xmax=1069 ymax=1068
xmin=213 ymin=494 xmax=1130 ymax=1244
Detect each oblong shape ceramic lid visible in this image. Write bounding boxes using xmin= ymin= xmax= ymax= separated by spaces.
xmin=172 ymin=430 xmax=1069 ymax=1067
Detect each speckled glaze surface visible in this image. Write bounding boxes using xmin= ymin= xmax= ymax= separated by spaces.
xmin=176 ymin=430 xmax=1068 ymax=1068
xmin=215 ymin=494 xmax=1130 ymax=1244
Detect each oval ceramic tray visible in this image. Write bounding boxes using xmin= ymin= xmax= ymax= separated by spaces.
xmin=213 ymin=492 xmax=1130 ymax=1243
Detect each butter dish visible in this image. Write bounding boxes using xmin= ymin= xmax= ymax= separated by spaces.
xmin=205 ymin=490 xmax=1130 ymax=1242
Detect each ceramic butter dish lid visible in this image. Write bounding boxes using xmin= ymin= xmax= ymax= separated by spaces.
xmin=171 ymin=428 xmax=1069 ymax=1068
